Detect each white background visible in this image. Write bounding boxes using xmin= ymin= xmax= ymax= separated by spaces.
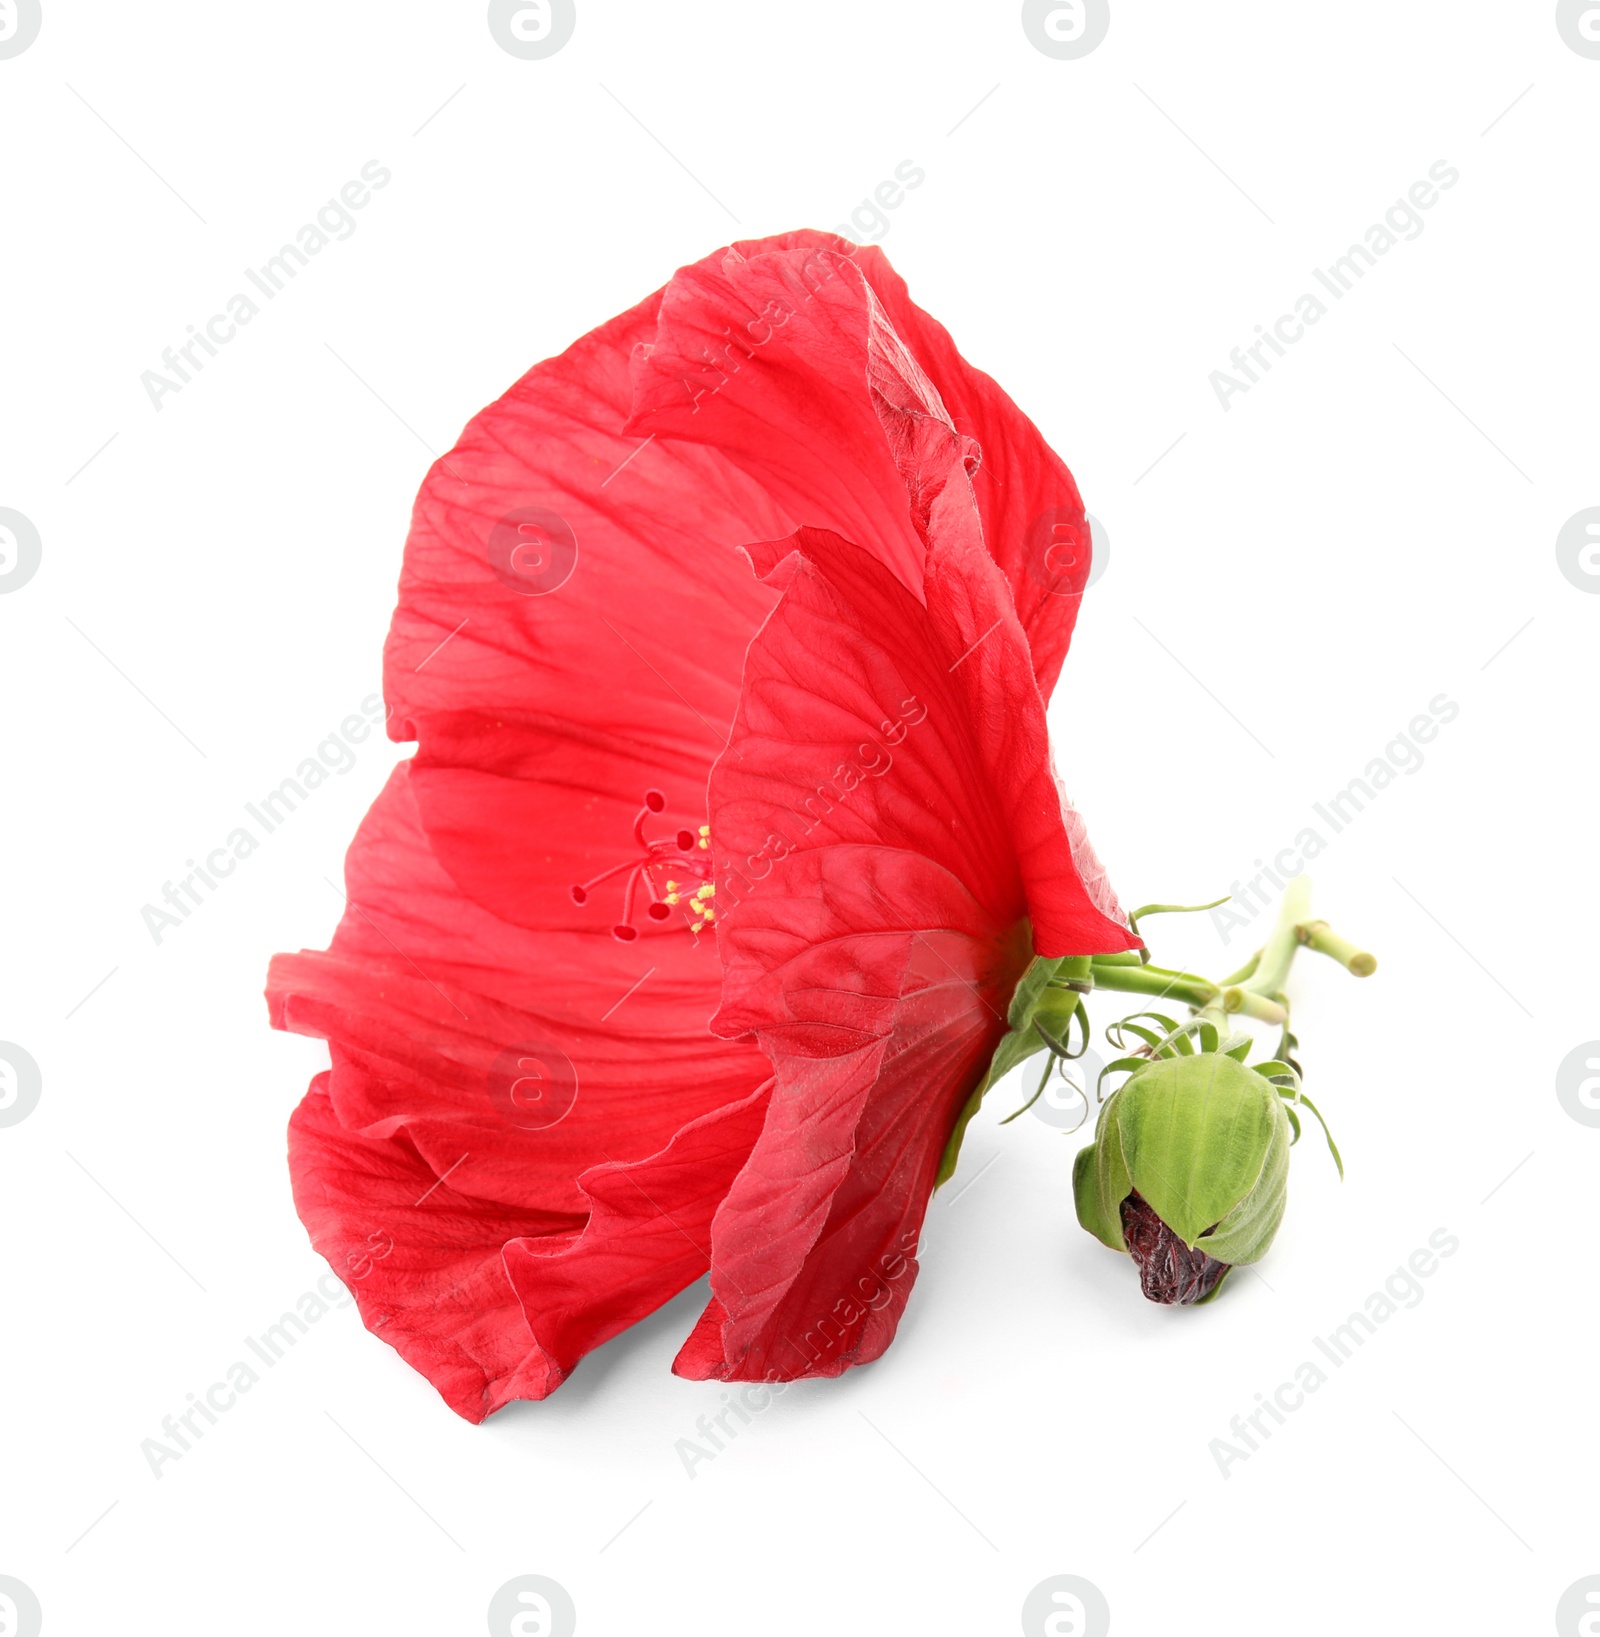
xmin=3 ymin=3 xmax=1597 ymax=1633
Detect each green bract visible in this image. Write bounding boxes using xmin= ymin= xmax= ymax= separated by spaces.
xmin=1073 ymin=1052 xmax=1292 ymax=1270
xmin=936 ymin=954 xmax=1085 ymax=1186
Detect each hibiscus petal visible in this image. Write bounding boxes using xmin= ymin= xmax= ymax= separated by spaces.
xmin=627 ymin=233 xmax=931 ymax=599
xmin=627 ymin=230 xmax=1095 ymax=694
xmin=837 ymin=236 xmax=1100 ymax=697
xmin=918 ymin=489 xmax=1133 ymax=953
xmin=273 ymin=272 xmax=788 ymax=1406
xmin=288 ymin=1076 xmax=572 ymax=1422
xmin=379 ymin=285 xmax=782 ymax=931
xmin=674 ymin=924 xmax=1006 ymax=1381
xmin=291 ymin=1075 xmax=770 ymax=1420
xmin=270 ymin=765 xmax=767 ymax=1212
xmin=676 ymin=527 xmax=1132 ymax=1382
xmin=502 ymin=1081 xmax=770 ymax=1390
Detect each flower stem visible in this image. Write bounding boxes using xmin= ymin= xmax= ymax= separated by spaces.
xmin=1221 ymin=986 xmax=1288 ymax=1024
xmin=1079 ymin=878 xmax=1374 ymax=1041
xmin=1240 ymin=874 xmax=1314 ymax=999
xmin=1087 ymin=963 xmax=1220 ymax=1010
xmin=1298 ymin=919 xmax=1377 ymax=977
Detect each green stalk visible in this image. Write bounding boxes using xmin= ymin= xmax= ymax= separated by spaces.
xmin=1299 ymin=919 xmax=1377 ymax=977
xmin=1082 ymin=878 xmax=1373 ymax=1041
xmin=1222 ymin=986 xmax=1288 ymax=1024
xmin=1240 ymin=874 xmax=1313 ymax=999
xmin=1087 ymin=963 xmax=1220 ymax=1010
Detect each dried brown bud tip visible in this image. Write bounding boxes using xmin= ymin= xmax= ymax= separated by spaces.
xmin=1119 ymin=1191 xmax=1231 ymax=1306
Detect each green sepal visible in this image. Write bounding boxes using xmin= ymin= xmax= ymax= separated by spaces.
xmin=1072 ymin=1053 xmax=1293 ymax=1267
xmin=1072 ymin=1093 xmax=1134 ymax=1251
xmin=1294 ymin=1092 xmax=1345 ymax=1178
xmin=936 ymin=954 xmax=1082 ymax=1186
xmin=1127 ymin=897 xmax=1231 ymax=935
xmin=1007 ymin=954 xmax=1069 ymax=1029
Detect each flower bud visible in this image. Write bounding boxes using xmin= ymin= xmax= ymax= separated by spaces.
xmin=1073 ymin=1052 xmax=1291 ymax=1304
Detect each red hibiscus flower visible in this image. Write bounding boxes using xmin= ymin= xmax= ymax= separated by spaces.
xmin=266 ymin=230 xmax=1136 ymax=1421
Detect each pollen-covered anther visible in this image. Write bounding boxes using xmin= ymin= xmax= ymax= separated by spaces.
xmin=569 ymin=791 xmax=711 ymax=941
